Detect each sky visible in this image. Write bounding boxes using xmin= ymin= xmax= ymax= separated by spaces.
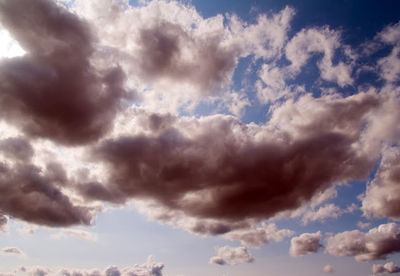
xmin=0 ymin=0 xmax=400 ymax=275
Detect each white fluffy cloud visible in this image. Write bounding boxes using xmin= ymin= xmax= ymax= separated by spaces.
xmin=289 ymin=231 xmax=322 ymax=257
xmin=325 ymin=223 xmax=400 ymax=262
xmin=209 ymin=246 xmax=254 ymax=266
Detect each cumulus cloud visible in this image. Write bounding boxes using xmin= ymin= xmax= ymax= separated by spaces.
xmin=209 ymin=246 xmax=254 ymax=266
xmin=1 ymin=247 xmax=25 ymax=257
xmin=289 ymin=231 xmax=322 ymax=257
xmin=0 ymin=0 xmax=399 ymax=250
xmin=325 ymin=223 xmax=400 ymax=262
xmin=50 ymin=229 xmax=98 ymax=243
xmin=0 ymin=137 xmax=96 ymax=227
xmin=0 ymin=0 xmax=129 ymax=145
xmin=70 ymin=0 xmax=295 ymax=112
xmin=82 ymin=90 xmax=379 ymax=229
xmin=373 ymin=262 xmax=400 ymax=274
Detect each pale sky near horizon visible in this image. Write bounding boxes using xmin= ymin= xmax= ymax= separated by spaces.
xmin=1 ymin=0 xmax=400 ymax=275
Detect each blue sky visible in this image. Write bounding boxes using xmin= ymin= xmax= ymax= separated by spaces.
xmin=0 ymin=0 xmax=400 ymax=275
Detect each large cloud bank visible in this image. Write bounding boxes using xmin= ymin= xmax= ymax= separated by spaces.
xmin=0 ymin=0 xmax=399 ymax=260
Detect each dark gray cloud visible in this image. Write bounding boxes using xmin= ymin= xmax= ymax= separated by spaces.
xmin=136 ymin=19 xmax=240 ymax=94
xmin=85 ymin=91 xmax=377 ymax=224
xmin=0 ymin=0 xmax=128 ymax=145
xmin=0 ymin=137 xmax=95 ymax=227
xmin=325 ymin=223 xmax=400 ymax=262
xmin=0 ymin=137 xmax=34 ymax=162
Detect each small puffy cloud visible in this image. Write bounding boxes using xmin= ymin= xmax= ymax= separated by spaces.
xmin=325 ymin=223 xmax=400 ymax=262
xmin=2 ymin=247 xmax=25 ymax=257
xmin=323 ymin=264 xmax=335 ymax=273
xmin=209 ymin=246 xmax=254 ymax=266
xmin=59 ymin=256 xmax=164 ymax=276
xmin=372 ymin=262 xmax=400 ymax=274
xmin=223 ymin=223 xmax=294 ymax=248
xmin=289 ymin=231 xmax=322 ymax=257
xmin=50 ymin=229 xmax=98 ymax=243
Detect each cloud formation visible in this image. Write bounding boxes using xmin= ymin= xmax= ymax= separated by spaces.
xmin=0 ymin=0 xmax=128 ymax=145
xmin=209 ymin=246 xmax=254 ymax=266
xmin=0 ymin=137 xmax=95 ymax=227
xmin=83 ymin=90 xmax=379 ymax=230
xmin=325 ymin=223 xmax=400 ymax=262
xmin=0 ymin=1 xmax=399 ymax=260
xmin=289 ymin=231 xmax=322 ymax=257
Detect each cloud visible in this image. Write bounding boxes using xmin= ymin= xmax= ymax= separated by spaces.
xmin=83 ymin=90 xmax=379 ymax=228
xmin=71 ymin=0 xmax=295 ymax=113
xmin=2 ymin=247 xmax=25 ymax=257
xmin=50 ymin=229 xmax=98 ymax=243
xmin=223 ymin=223 xmax=294 ymax=248
xmin=285 ymin=27 xmax=353 ymax=87
xmin=0 ymin=137 xmax=96 ymax=227
xmin=372 ymin=262 xmax=400 ymax=274
xmin=0 ymin=0 xmax=129 ymax=145
xmin=209 ymin=246 xmax=254 ymax=266
xmin=301 ymin=204 xmax=343 ymax=224
xmin=323 ymin=264 xmax=335 ymax=273
xmin=325 ymin=223 xmax=400 ymax=262
xmin=0 ymin=0 xmax=398 ymax=251
xmin=361 ymin=147 xmax=400 ymax=220
xmin=289 ymin=231 xmax=322 ymax=257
